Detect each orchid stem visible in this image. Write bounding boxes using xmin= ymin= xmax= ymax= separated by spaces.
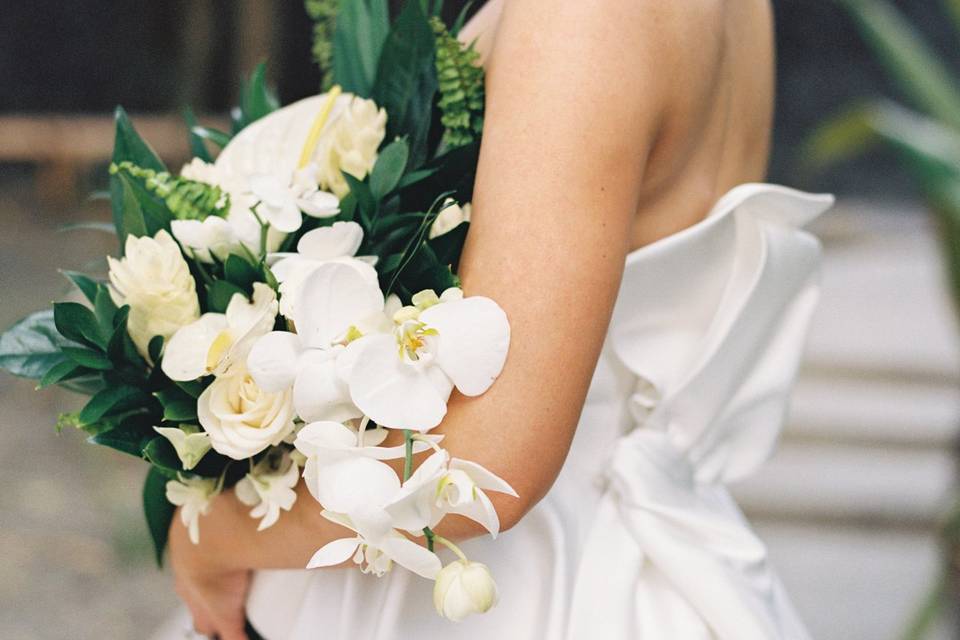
xmin=433 ymin=535 xmax=466 ymax=562
xmin=423 ymin=526 xmax=436 ymax=552
xmin=403 ymin=429 xmax=413 ymax=481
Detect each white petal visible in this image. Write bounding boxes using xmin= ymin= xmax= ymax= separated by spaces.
xmin=161 ymin=314 xmax=228 ymax=381
xmin=295 ymin=262 xmax=384 ymax=349
xmin=380 ymin=537 xmax=442 ymax=579
xmin=448 ymin=489 xmax=501 ymax=538
xmin=347 ymin=334 xmax=449 ymax=431
xmin=294 ymin=420 xmax=357 ymax=456
xmin=297 ymin=221 xmax=363 ymax=260
xmin=419 ymin=297 xmax=510 ymax=396
xmin=307 ymin=537 xmax=362 ymax=569
xmin=299 ymin=191 xmax=341 ymax=218
xmin=312 ymin=457 xmax=400 ymax=513
xmin=247 ymin=331 xmax=303 ymax=392
xmin=449 ymin=458 xmax=519 ymax=497
xmin=294 ymin=351 xmax=362 ymax=423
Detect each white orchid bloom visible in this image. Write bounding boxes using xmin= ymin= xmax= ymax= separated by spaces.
xmin=246 ymin=261 xmax=386 ymax=422
xmin=386 ymin=450 xmax=517 ymax=538
xmin=234 ymin=451 xmax=300 ymax=530
xmin=268 ymin=221 xmax=378 ymax=320
xmin=162 ymin=283 xmax=277 ymax=381
xmin=307 ymin=509 xmax=441 ymax=579
xmin=294 ymin=420 xmax=440 ymax=511
xmin=248 ymin=166 xmax=339 ymax=234
xmin=346 ymin=288 xmax=510 ymax=431
xmin=153 ymin=425 xmax=211 ymax=471
xmin=165 ymin=473 xmax=219 ymax=544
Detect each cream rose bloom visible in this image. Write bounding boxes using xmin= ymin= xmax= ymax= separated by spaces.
xmin=107 ymin=230 xmax=200 ymax=358
xmin=315 ymin=96 xmax=387 ymax=198
xmin=197 ymin=369 xmax=296 ymax=460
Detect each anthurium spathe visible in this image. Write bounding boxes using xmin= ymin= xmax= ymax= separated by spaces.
xmin=346 ymin=289 xmax=510 ymax=431
xmin=386 ymin=449 xmax=518 ymax=538
xmin=162 ymin=283 xmax=277 ymax=381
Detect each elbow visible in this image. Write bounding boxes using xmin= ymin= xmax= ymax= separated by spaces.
xmin=493 ymin=475 xmax=555 ymax=534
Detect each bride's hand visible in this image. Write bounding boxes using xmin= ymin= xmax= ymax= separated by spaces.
xmin=169 ymin=494 xmax=251 ymax=640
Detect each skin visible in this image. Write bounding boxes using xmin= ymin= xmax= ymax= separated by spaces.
xmin=170 ymin=1 xmax=776 ymax=637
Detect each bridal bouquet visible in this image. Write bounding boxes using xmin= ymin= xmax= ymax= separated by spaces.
xmin=0 ymin=1 xmax=514 ymax=622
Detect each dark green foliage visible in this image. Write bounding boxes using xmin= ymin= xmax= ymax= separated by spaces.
xmin=111 ymin=161 xmax=228 ymax=222
xmin=143 ymin=467 xmax=176 ymax=567
xmin=431 ymin=16 xmax=485 ymax=147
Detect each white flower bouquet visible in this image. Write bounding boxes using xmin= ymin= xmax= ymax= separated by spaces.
xmin=0 ymin=1 xmax=512 ymax=622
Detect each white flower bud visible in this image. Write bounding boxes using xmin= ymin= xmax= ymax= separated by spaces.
xmin=433 ymin=560 xmax=499 ymax=621
xmin=428 ymin=200 xmax=471 ymax=239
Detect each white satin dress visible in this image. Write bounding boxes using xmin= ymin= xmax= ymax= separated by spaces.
xmin=179 ymin=183 xmax=833 ymax=639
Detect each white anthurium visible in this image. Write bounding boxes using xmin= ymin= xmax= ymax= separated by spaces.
xmin=293 ymin=420 xmax=441 ymax=511
xmin=153 ymin=425 xmax=211 ymax=471
xmin=346 ymin=289 xmax=511 ymax=431
xmin=234 ymin=450 xmax=300 ymax=530
xmin=386 ymin=449 xmax=518 ymax=538
xmin=197 ymin=367 xmax=296 ymax=460
xmin=268 ymin=221 xmax=378 ymax=320
xmin=162 ymin=283 xmax=277 ymax=382
xmin=307 ymin=509 xmax=442 ymax=579
xmin=166 ymin=473 xmax=220 ymax=545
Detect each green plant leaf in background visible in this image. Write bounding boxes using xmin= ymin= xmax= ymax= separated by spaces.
xmin=233 ymin=62 xmax=280 ymax=133
xmin=182 ymin=106 xmax=213 ymax=163
xmin=372 ymin=0 xmax=439 ymax=168
xmin=370 ymin=138 xmax=410 ymax=200
xmin=331 ymin=0 xmax=390 ymax=96
xmin=838 ymin=0 xmax=960 ymax=131
xmin=110 ymin=107 xmax=167 ymax=249
xmin=143 ymin=466 xmax=176 ymax=567
xmin=0 ymin=310 xmax=74 ymax=379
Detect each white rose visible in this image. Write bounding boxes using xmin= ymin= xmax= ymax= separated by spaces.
xmin=315 ymin=96 xmax=387 ymax=198
xmin=197 ymin=369 xmax=296 ymax=460
xmin=429 ymin=200 xmax=471 ymax=239
xmin=433 ymin=560 xmax=499 ymax=621
xmin=107 ymin=230 xmax=201 ymax=358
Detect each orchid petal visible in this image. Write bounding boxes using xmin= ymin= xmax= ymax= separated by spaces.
xmin=348 ymin=334 xmax=450 ymax=431
xmin=448 ymin=489 xmax=501 ymax=538
xmin=296 ymin=263 xmax=384 ymax=349
xmin=247 ymin=331 xmax=303 ymax=392
xmin=449 ymin=458 xmax=519 ymax=497
xmin=312 ymin=457 xmax=399 ymax=513
xmin=419 ymin=296 xmax=510 ymax=396
xmin=293 ymin=351 xmax=362 ymax=423
xmin=296 ymin=221 xmax=363 ymax=260
xmin=307 ymin=537 xmax=362 ymax=569
xmin=380 ymin=537 xmax=442 ymax=579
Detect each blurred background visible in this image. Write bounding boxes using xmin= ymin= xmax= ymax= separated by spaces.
xmin=1 ymin=1 xmax=959 ymax=638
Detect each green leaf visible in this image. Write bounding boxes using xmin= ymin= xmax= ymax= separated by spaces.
xmin=38 ymin=360 xmax=82 ymax=389
xmin=801 ymin=102 xmax=881 ymax=174
xmin=90 ymin=427 xmax=150 ymax=457
xmin=142 ymin=437 xmax=184 ymax=477
xmin=223 ymin=254 xmax=260 ymax=293
xmin=62 ymin=271 xmax=100 ymax=304
xmin=331 ymin=0 xmax=391 ymax=96
xmin=190 ymin=125 xmax=232 ymax=149
xmin=235 ymin=62 xmax=280 ymax=132
xmin=0 ymin=310 xmax=75 ymax=379
xmin=369 ymin=139 xmax=410 ymax=200
xmin=155 ymin=387 xmax=198 ymax=423
xmin=175 ymin=379 xmax=206 ymax=399
xmin=78 ymin=384 xmax=148 ymax=425
xmin=57 ymin=222 xmax=117 ymax=234
xmin=143 ymin=466 xmax=176 ymax=567
xmin=53 ymin=302 xmax=106 ymax=350
xmin=117 ymin=173 xmax=147 ymax=239
xmin=106 ymin=306 xmax=147 ymax=369
xmin=93 ymin=286 xmax=118 ymax=331
xmin=110 ymin=107 xmax=167 ymax=247
xmin=372 ymin=0 xmax=438 ymax=167
xmin=839 ymin=0 xmax=960 ymax=131
xmin=183 ymin=107 xmax=213 ymax=163
xmin=427 ymin=220 xmax=469 ymax=271
xmin=207 ymin=280 xmax=247 ymax=313
xmin=62 ymin=347 xmax=113 ymax=371
xmin=148 ymin=336 xmax=164 ymax=364
xmin=115 ymin=172 xmax=171 ymax=239
xmin=344 ymin=173 xmax=376 ymax=228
